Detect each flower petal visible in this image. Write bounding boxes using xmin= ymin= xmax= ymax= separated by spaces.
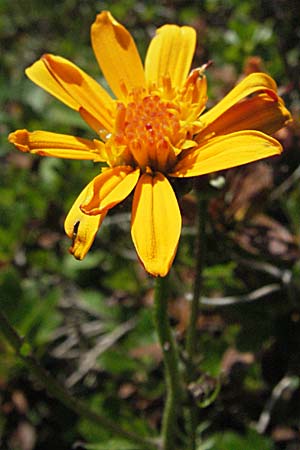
xmin=171 ymin=131 xmax=282 ymax=177
xmin=145 ymin=24 xmax=196 ymax=89
xmin=81 ymin=166 xmax=140 ymax=215
xmin=200 ymin=73 xmax=280 ymax=128
xmin=197 ymin=92 xmax=292 ymax=140
xmin=91 ymin=11 xmax=145 ymax=100
xmin=26 ymin=54 xmax=115 ymax=133
xmin=8 ymin=129 xmax=106 ymax=161
xmin=131 ymin=173 xmax=181 ymax=277
xmin=64 ymin=182 xmax=107 ymax=260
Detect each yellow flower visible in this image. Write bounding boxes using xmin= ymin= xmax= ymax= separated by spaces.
xmin=9 ymin=11 xmax=291 ymax=277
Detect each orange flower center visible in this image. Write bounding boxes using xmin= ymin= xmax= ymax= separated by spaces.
xmin=108 ymin=94 xmax=183 ymax=173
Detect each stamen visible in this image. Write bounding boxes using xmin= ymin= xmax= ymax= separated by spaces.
xmin=106 ymin=90 xmax=203 ymax=172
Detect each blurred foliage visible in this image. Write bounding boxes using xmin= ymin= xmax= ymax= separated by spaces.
xmin=1 ymin=0 xmax=300 ymax=449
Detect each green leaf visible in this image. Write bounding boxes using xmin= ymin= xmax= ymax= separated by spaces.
xmin=84 ymin=439 xmax=141 ymax=450
xmin=207 ymin=429 xmax=274 ymax=450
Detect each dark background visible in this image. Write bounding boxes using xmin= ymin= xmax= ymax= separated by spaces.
xmin=1 ymin=0 xmax=300 ymax=449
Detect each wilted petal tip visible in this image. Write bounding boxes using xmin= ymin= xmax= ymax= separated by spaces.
xmin=68 ymin=246 xmax=83 ymax=260
xmin=8 ymin=129 xmax=30 ymax=152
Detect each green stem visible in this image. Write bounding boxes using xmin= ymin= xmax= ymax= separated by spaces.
xmin=153 ymin=276 xmax=183 ymax=450
xmin=184 ymin=194 xmax=207 ymax=450
xmin=0 ymin=311 xmax=158 ymax=450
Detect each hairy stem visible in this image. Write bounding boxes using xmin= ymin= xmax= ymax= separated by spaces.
xmin=154 ymin=276 xmax=183 ymax=450
xmin=0 ymin=310 xmax=159 ymax=450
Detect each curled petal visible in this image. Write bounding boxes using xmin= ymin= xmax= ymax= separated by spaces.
xmin=81 ymin=166 xmax=140 ymax=215
xmin=26 ymin=59 xmax=78 ymax=110
xmin=64 ymin=182 xmax=107 ymax=260
xmin=197 ymin=92 xmax=292 ymax=140
xmin=131 ymin=173 xmax=181 ymax=277
xmin=91 ymin=11 xmax=145 ymax=99
xmin=200 ymin=73 xmax=281 ymax=128
xmin=8 ymin=129 xmax=106 ymax=161
xmin=171 ymin=130 xmax=282 ymax=177
xmin=26 ymin=54 xmax=115 ymax=133
xmin=145 ymin=24 xmax=196 ymax=89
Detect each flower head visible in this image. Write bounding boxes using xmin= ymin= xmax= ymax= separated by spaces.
xmin=9 ymin=11 xmax=291 ymax=277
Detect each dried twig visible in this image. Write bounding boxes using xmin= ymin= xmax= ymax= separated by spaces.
xmin=66 ymin=318 xmax=136 ymax=387
xmin=0 ymin=310 xmax=158 ymax=450
xmin=199 ymin=283 xmax=281 ymax=307
xmin=270 ymin=164 xmax=300 ymax=202
xmin=256 ymin=375 xmax=300 ymax=433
